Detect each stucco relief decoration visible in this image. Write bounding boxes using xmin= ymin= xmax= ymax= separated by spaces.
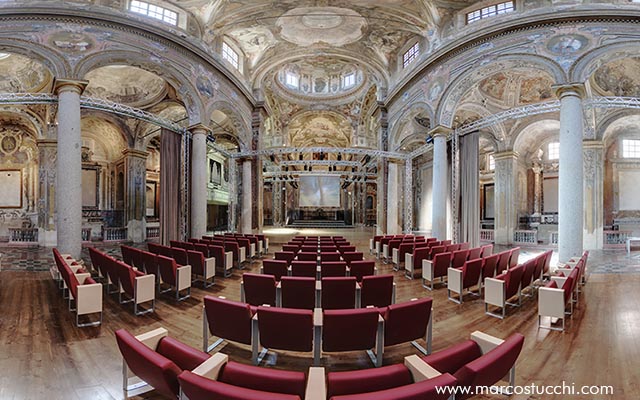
xmin=0 ymin=54 xmax=52 ymax=92
xmin=0 ymin=125 xmax=33 ymax=164
xmin=593 ymin=57 xmax=640 ymax=97
xmin=518 ymin=76 xmax=554 ymax=104
xmin=545 ymin=33 xmax=589 ymax=70
xmin=288 ymin=114 xmax=352 ymax=148
xmin=193 ymin=64 xmax=219 ymax=99
xmin=84 ymin=66 xmax=167 ymax=107
xmin=48 ymin=31 xmax=94 ymax=53
xmin=228 ymin=27 xmax=277 ymax=67
xmin=479 ymin=72 xmax=507 ymax=101
xmin=276 ymin=7 xmax=367 ymax=47
xmin=367 ymin=29 xmax=415 ymax=65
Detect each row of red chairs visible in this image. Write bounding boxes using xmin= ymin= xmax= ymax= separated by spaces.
xmin=484 ymin=250 xmax=553 ymax=319
xmin=274 ymin=250 xmax=365 ymax=267
xmin=203 ymin=233 xmax=266 ymax=260
xmin=538 ymin=250 xmax=588 ymax=331
xmin=194 ymin=236 xmax=249 ymax=268
xmin=202 ymin=295 xmax=433 ymax=367
xmin=241 ymin=273 xmax=396 ymax=309
xmin=118 ymin=325 xmax=523 ymax=399
xmin=264 ymin=258 xmax=375 ymax=280
xmin=167 ymin=240 xmax=234 ymax=277
xmin=51 ymin=248 xmax=102 ymax=327
xmin=421 ymin=244 xmax=495 ymax=290
xmin=369 ymin=234 xmax=429 ymax=257
xmin=402 ymin=241 xmax=485 ymax=280
xmin=88 ymin=247 xmax=156 ymax=313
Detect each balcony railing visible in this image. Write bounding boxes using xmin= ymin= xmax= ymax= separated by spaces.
xmin=146 ymin=226 xmax=159 ymax=238
xmin=550 ymin=231 xmax=559 ymax=245
xmin=480 ymin=229 xmax=494 ymax=242
xmin=9 ymin=228 xmax=38 ymax=243
xmin=514 ymin=230 xmax=538 ymax=245
xmin=81 ymin=228 xmax=92 ymax=242
xmin=604 ymin=230 xmax=631 ymax=249
xmin=103 ymin=227 xmax=127 ymax=241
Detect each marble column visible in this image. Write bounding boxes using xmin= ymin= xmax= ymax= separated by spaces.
xmin=387 ymin=162 xmax=399 ymax=234
xmin=228 ymin=159 xmax=237 ymax=231
xmin=404 ymin=159 xmax=413 ymax=232
xmin=123 ymin=149 xmax=148 ymax=243
xmin=430 ymin=125 xmax=450 ymax=240
xmin=554 ymin=83 xmax=585 ymax=262
xmin=54 ymin=78 xmax=87 ymax=258
xmin=532 ymin=164 xmax=543 ymax=216
xmin=494 ymin=151 xmax=519 ymax=245
xmin=273 ymin=181 xmax=282 ymax=226
xmin=189 ymin=124 xmax=209 ymax=239
xmin=376 ymin=106 xmax=389 ymax=235
xmin=583 ymin=140 xmax=604 ymax=250
xmin=241 ymin=159 xmax=252 ymax=233
xmin=37 ymin=139 xmax=58 ymax=246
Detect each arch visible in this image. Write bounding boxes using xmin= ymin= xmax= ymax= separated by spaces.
xmin=598 ymin=111 xmax=640 ymax=148
xmin=571 ymin=40 xmax=640 ymax=83
xmin=453 ymin=102 xmax=506 ymax=145
xmin=207 ymin=99 xmax=251 ymax=151
xmin=389 ymin=101 xmax=434 ymax=150
xmin=80 ymin=109 xmax=135 ymax=148
xmin=435 ymin=53 xmax=566 ymax=127
xmin=0 ymin=106 xmax=46 ymax=139
xmin=0 ymin=39 xmax=70 ymax=78
xmin=511 ymin=118 xmax=560 ymax=162
xmin=74 ymin=50 xmax=204 ymax=123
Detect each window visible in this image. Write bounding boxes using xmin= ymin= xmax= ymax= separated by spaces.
xmin=623 ymin=139 xmax=640 ymax=158
xmin=222 ymin=42 xmax=239 ymax=70
xmin=343 ymin=72 xmax=356 ymax=88
xmin=130 ymin=1 xmax=178 ymax=25
xmin=402 ymin=42 xmax=420 ymax=68
xmin=285 ymin=72 xmax=299 ymax=88
xmin=466 ymin=1 xmax=514 ymax=24
xmin=548 ymin=142 xmax=559 ymax=160
xmin=489 ymin=154 xmax=495 ymax=170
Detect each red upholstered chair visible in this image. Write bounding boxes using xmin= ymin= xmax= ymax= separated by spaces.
xmin=444 ymin=244 xmax=460 ymax=253
xmin=241 ymin=273 xmax=277 ymax=307
xmin=203 ymin=296 xmax=256 ymax=352
xmin=170 ymin=247 xmax=189 ymax=267
xmin=538 ymin=273 xmax=577 ymax=331
xmin=422 ymin=252 xmax=452 ymax=290
xmin=338 ymin=245 xmax=357 ymax=254
xmin=282 ymin=244 xmax=300 ymax=254
xmin=495 ymin=250 xmax=511 ymax=276
xmin=385 ymin=239 xmax=403 ymax=263
xmin=291 ymin=260 xmax=317 ymax=278
xmin=484 ymin=264 xmax=525 ymax=319
xmin=318 ymin=308 xmax=383 ymax=366
xmin=301 ymin=246 xmax=318 ymax=253
xmin=360 ymin=274 xmax=395 ymax=308
xmin=450 ymin=249 xmax=470 ymax=269
xmin=279 ymin=276 xmax=316 ymax=310
xmin=404 ymin=247 xmax=429 ymax=280
xmin=321 ymin=277 xmax=358 ymax=309
xmin=178 ymin=354 xmax=310 ymax=400
xmin=253 ymin=306 xmax=314 ymax=365
xmin=114 ymin=260 xmax=155 ymax=315
xmin=532 ymin=252 xmax=547 ymax=287
xmin=326 ymin=365 xmax=456 ymax=400
xmin=459 ymin=242 xmax=470 ymax=250
xmin=157 ymin=255 xmax=191 ymax=301
xmin=206 ymin=244 xmax=233 ymax=277
xmin=188 ymin=250 xmax=215 ymax=288
xmin=235 ymin=237 xmax=253 ymax=260
xmin=320 ymin=251 xmax=341 ymax=262
xmin=121 ymin=245 xmax=137 ymax=269
xmin=297 ymin=252 xmax=318 ymax=263
xmin=467 ymin=247 xmax=482 ymax=260
xmin=320 ymin=246 xmax=338 ymax=253
xmin=147 ymin=242 xmax=162 ymax=255
xmin=116 ymin=327 xmax=210 ymax=399
xmin=447 ymin=258 xmax=483 ymax=304
xmin=370 ymin=235 xmax=383 ymax=256
xmin=441 ymin=240 xmax=452 ymax=246
xmin=392 ymin=242 xmax=414 ymax=271
xmin=480 ymin=244 xmax=494 ymax=257
xmin=509 ymin=247 xmax=521 ymax=268
xmin=519 ymin=258 xmax=537 ymax=297
xmin=262 ymin=259 xmax=289 ymax=281
xmin=428 ymin=245 xmax=446 ymax=260
xmin=349 ymin=260 xmax=375 ymax=282
xmin=224 ymin=241 xmax=242 ymax=268
xmin=275 ymin=251 xmax=296 ymax=265
xmin=320 ymin=261 xmax=348 ymax=278
xmin=158 ymin=244 xmax=174 ymax=258
xmin=420 ymin=331 xmax=525 ymax=400
xmin=480 ymin=253 xmax=500 ymax=295
xmin=381 ymin=297 xmax=433 ymax=356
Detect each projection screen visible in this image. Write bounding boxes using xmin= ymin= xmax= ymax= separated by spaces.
xmin=299 ymin=175 xmax=341 ymax=207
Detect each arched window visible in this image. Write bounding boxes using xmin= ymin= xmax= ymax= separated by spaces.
xmin=129 ymin=1 xmax=178 ymax=25
xmin=466 ymin=1 xmax=514 ymax=24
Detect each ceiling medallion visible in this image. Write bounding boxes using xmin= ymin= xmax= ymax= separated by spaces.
xmin=276 ymin=7 xmax=367 ymax=47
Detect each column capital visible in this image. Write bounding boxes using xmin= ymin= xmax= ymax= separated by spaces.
xmin=552 ymin=82 xmax=586 ymax=99
xmin=188 ymin=123 xmax=211 ymax=135
xmin=493 ymin=150 xmax=519 ymax=161
xmin=428 ymin=125 xmax=452 ymax=138
xmin=583 ymin=140 xmax=604 ymax=150
xmin=122 ymin=148 xmax=149 ymax=159
xmin=52 ymin=78 xmax=89 ymax=95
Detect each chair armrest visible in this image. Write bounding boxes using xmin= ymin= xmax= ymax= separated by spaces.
xmin=177 ymin=264 xmax=192 ymax=291
xmin=136 ymin=327 xmax=168 ymax=351
xmin=447 ymin=268 xmax=462 ymax=292
xmin=556 ymin=267 xmax=572 ymax=277
xmin=76 ymin=283 xmax=103 ymax=315
xmin=313 ymin=308 xmax=323 ymax=327
xmin=405 ymin=253 xmax=413 ymax=271
xmin=75 ymin=272 xmax=91 ymax=282
xmin=422 ymin=259 xmax=434 ymax=280
xmin=484 ymin=278 xmax=505 ymax=307
xmin=205 ymin=257 xmax=216 ymax=279
xmin=305 ymin=367 xmax=326 ymax=400
xmin=404 ymin=355 xmax=441 ymax=382
xmin=224 ymin=251 xmax=233 ymax=270
xmin=470 ymin=331 xmax=504 ymax=355
xmin=392 ymin=248 xmax=399 ymax=264
xmin=135 ymin=274 xmax=156 ymax=303
xmin=70 ymin=265 xmax=85 ymax=273
xmin=538 ymin=287 xmax=566 ymax=319
xmin=551 ymin=276 xmax=568 ymax=287
xmin=192 ymin=353 xmax=228 ymax=380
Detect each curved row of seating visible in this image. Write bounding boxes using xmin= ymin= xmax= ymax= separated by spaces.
xmin=117 ymin=326 xmax=524 ymax=400
xmin=404 ymin=241 xmax=476 ymax=279
xmin=202 ymin=295 xmax=433 ymax=367
xmin=263 ymin=258 xmax=375 ymax=281
xmin=538 ymin=250 xmax=588 ymax=331
xmin=51 ymin=248 xmax=102 ymax=327
xmin=241 ymin=273 xmax=396 ymax=310
xmin=416 ymin=244 xmax=493 ymax=287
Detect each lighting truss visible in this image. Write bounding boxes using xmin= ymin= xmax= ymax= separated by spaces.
xmin=235 ymin=146 xmax=405 ymax=160
xmin=275 ymin=160 xmax=361 ymax=167
xmin=263 ymin=170 xmax=376 ymax=179
xmin=0 ymin=92 xmax=57 ymax=104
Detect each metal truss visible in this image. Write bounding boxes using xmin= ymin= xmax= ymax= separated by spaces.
xmin=276 ymin=160 xmax=361 ymax=167
xmin=235 ymin=146 xmax=405 ymax=160
xmin=0 ymin=92 xmax=57 ymax=105
xmin=264 ymin=170 xmax=376 ymax=179
xmin=586 ymin=96 xmax=640 ymax=110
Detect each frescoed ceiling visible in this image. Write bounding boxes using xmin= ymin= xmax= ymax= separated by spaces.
xmin=0 ymin=53 xmax=52 ymax=93
xmin=591 ymin=57 xmax=640 ymax=97
xmin=84 ymin=66 xmax=168 ymax=108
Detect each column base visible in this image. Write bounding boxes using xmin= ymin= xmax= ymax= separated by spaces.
xmin=39 ymin=229 xmax=58 ymax=247
xmin=127 ymin=219 xmax=147 ymax=243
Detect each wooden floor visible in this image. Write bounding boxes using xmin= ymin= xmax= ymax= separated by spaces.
xmin=0 ymin=229 xmax=634 ymax=399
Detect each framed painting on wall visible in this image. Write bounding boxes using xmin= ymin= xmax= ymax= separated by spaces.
xmin=0 ymin=169 xmax=22 ymax=208
xmin=81 ymin=166 xmax=100 ymax=210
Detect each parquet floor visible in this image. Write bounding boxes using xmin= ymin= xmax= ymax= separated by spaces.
xmin=0 ymin=228 xmax=635 ymax=399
